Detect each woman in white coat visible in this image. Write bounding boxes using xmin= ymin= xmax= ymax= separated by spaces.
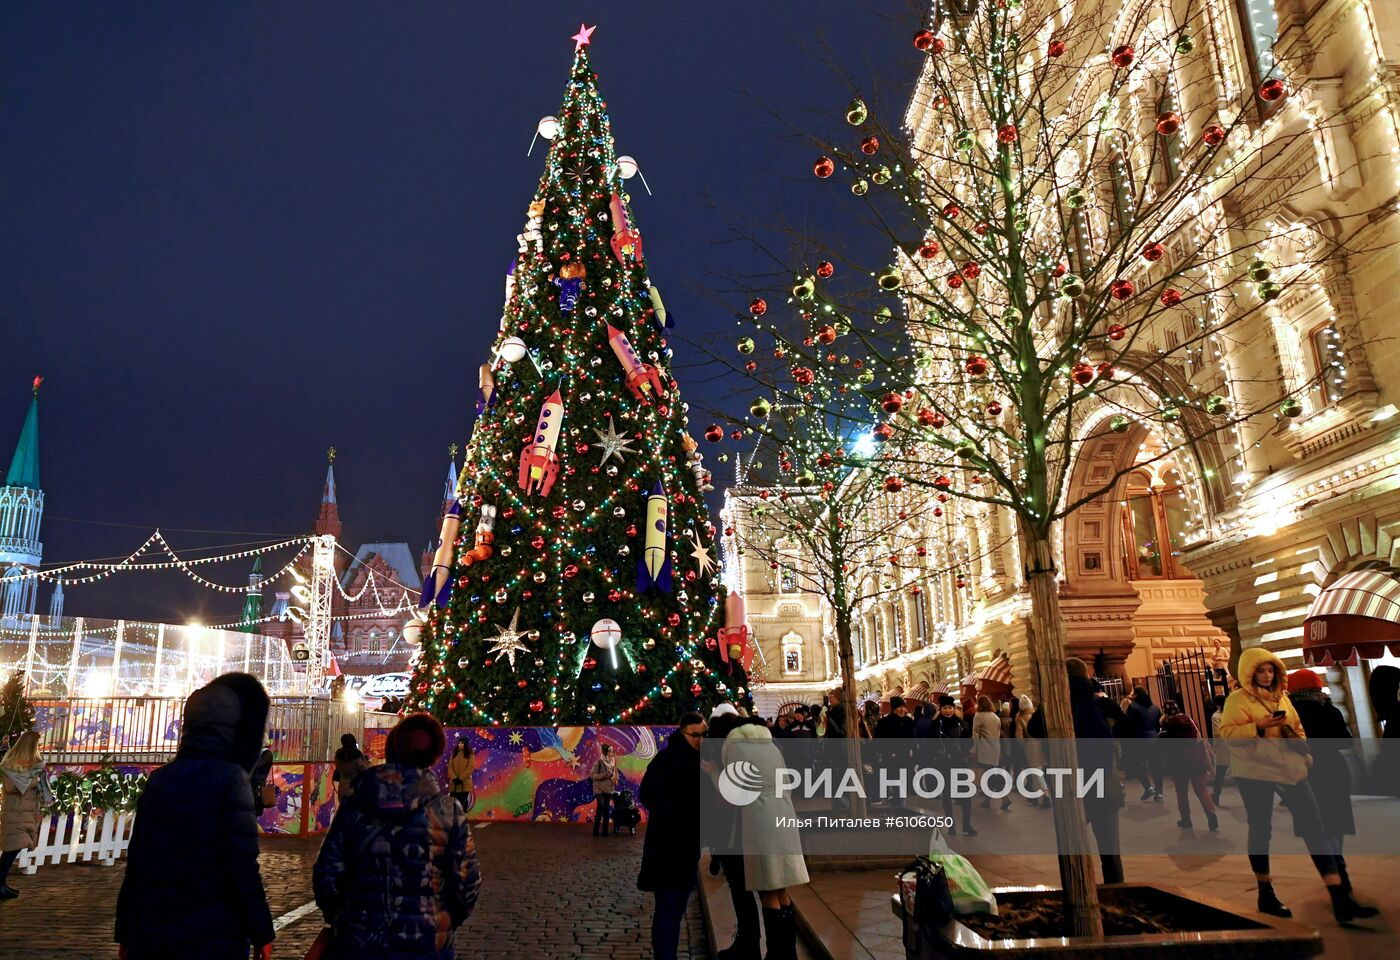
xmin=971 ymin=696 xmax=1004 ymax=810
xmin=725 ymin=719 xmax=808 ymax=960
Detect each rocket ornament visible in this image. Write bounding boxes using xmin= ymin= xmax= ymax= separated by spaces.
xmin=607 ymin=324 xmax=666 ymax=403
xmin=418 ymin=500 xmax=463 ymax=612
xmin=717 ymin=592 xmax=754 ymax=674
xmin=478 ymin=363 xmax=496 ymax=413
xmin=518 ymin=388 xmax=565 ymax=496
xmin=554 ymin=262 xmax=586 ymax=315
xmin=609 ymin=193 xmax=643 ymax=264
xmin=636 ymin=481 xmax=672 ymax=593
xmin=647 ymin=284 xmax=674 ymax=329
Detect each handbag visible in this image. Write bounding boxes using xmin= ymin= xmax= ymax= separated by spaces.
xmin=899 ymin=856 xmax=954 ymax=953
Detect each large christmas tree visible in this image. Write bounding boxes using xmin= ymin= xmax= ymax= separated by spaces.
xmin=408 ymin=27 xmax=745 ymax=726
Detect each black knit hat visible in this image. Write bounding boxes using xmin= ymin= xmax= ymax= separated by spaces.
xmin=385 ymin=713 xmax=446 ymax=768
xmin=938 ymin=695 xmax=956 ymax=707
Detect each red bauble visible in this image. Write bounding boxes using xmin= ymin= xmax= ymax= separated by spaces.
xmin=942 ymin=202 xmax=961 ymax=219
xmin=986 ymin=401 xmax=1003 ymax=417
xmin=704 ymin=424 xmax=723 ymax=443
xmin=529 ymin=700 xmax=544 ymax=713
xmin=1048 ymin=39 xmax=1066 ymax=58
xmin=933 ymin=506 xmax=943 ymax=517
xmin=1070 ymin=362 xmax=1096 ymax=386
xmin=860 ymin=135 xmax=880 ymax=155
xmin=884 ymin=475 xmax=904 ymax=492
xmin=690 ymin=682 xmax=703 ymax=696
xmin=933 ymin=475 xmax=952 ymax=490
xmin=919 ymin=409 xmax=946 ymax=428
xmin=1141 ymin=242 xmax=1165 ymax=262
xmin=1110 ymin=279 xmax=1135 ymax=300
xmin=962 ymin=261 xmax=981 ymax=279
xmin=1111 ymin=44 xmax=1135 ymax=68
xmin=1160 ymin=287 xmax=1183 ymax=307
xmin=974 ymin=221 xmax=990 ymax=236
xmin=881 ymin=392 xmax=905 ymax=414
xmin=530 ymin=535 xmax=545 ymax=550
xmin=1154 ymin=111 xmax=1182 ymax=136
xmin=946 ymin=272 xmax=964 ymax=288
xmin=705 ymin=636 xmax=717 ymax=650
xmin=816 ymin=260 xmax=834 ymax=278
xmin=1259 ymin=77 xmax=1286 ymax=102
xmin=1107 ymin=323 xmax=1127 ymax=341
xmin=1202 ymin=124 xmax=1226 ymax=146
xmin=919 ymin=240 xmax=940 ymax=259
xmin=913 ymin=29 xmax=934 ymax=50
xmin=552 ymin=505 xmax=567 ymax=520
xmin=964 ymin=355 xmax=989 ymax=377
xmin=816 ymin=324 xmax=837 ymax=344
xmin=668 ymin=613 xmax=681 ymax=627
xmin=744 ymin=361 xmax=756 ymax=372
xmin=626 ymin=524 xmax=638 ymax=537
xmin=873 ymin=422 xmax=895 ymax=441
xmin=583 ymin=657 xmax=597 ymax=670
xmin=1052 ymin=262 xmax=1068 ymax=278
xmin=792 ymin=366 xmax=815 ymax=385
xmin=996 ymin=124 xmax=1018 ymax=144
xmin=749 ymin=297 xmax=767 ymax=317
xmin=813 ymin=156 xmax=835 ymax=179
xmin=563 ymin=564 xmax=579 ymax=579
xmin=1096 ymin=362 xmax=1116 ymax=380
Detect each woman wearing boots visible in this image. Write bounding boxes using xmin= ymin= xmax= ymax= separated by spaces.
xmin=0 ymin=731 xmax=51 ymax=900
xmin=1220 ymin=648 xmax=1378 ymax=923
xmin=1160 ymin=700 xmax=1217 ymax=831
xmin=1287 ymin=669 xmax=1359 ymax=893
xmin=725 ymin=718 xmax=808 ymax=960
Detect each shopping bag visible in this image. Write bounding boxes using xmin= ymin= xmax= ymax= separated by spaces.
xmin=928 ymin=827 xmax=998 ymax=915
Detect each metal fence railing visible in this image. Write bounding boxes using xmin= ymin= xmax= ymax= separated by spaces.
xmin=30 ymin=695 xmax=399 ymax=764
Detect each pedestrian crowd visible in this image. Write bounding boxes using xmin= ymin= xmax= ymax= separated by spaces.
xmin=0 ymin=654 xmax=1391 ymax=957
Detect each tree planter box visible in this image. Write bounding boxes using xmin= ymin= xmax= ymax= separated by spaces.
xmin=891 ymin=885 xmax=1322 ymax=960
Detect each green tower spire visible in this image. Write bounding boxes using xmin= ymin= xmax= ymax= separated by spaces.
xmin=239 ymin=555 xmax=264 ymax=633
xmin=5 ymin=377 xmax=41 ymax=490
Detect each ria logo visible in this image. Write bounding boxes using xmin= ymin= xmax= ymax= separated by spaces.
xmin=718 ymin=760 xmax=764 ymax=807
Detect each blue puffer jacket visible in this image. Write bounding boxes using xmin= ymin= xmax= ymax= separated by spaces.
xmin=313 ymin=764 xmax=481 ymax=960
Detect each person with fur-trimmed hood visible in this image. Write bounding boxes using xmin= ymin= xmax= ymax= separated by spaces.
xmin=115 ymin=673 xmax=276 ymax=960
xmin=314 ymin=713 xmax=481 ymax=960
xmin=1220 ymin=647 xmax=1378 ymax=923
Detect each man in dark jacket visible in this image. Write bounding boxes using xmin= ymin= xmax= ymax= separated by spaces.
xmin=873 ymin=696 xmax=914 ymax=738
xmin=115 ymin=673 xmax=275 ymax=960
xmin=823 ymin=690 xmax=846 ymax=738
xmin=1065 ymin=659 xmax=1124 ymax=884
xmin=313 ymin=713 xmax=480 ymax=960
xmin=638 ymin=711 xmax=707 ymax=960
xmin=933 ymin=696 xmax=975 ymax=836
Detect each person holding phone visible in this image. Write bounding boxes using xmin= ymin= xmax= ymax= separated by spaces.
xmin=1219 ymin=648 xmax=1378 ymax=923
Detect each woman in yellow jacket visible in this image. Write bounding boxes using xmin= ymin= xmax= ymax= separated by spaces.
xmin=1221 ymin=647 xmax=1377 ymax=923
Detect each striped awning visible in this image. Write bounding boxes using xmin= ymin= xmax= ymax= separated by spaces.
xmin=905 ymin=681 xmax=930 ymax=702
xmin=928 ymin=681 xmax=950 ymax=697
xmin=1303 ymin=567 xmax=1400 ymax=666
xmin=977 ymin=656 xmax=1015 ymax=696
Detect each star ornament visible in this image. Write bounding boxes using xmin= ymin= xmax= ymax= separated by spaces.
xmin=487 ymin=608 xmax=531 ymax=670
xmin=686 ymin=529 xmax=716 ymax=577
xmin=594 ymin=415 xmax=638 ymax=464
xmin=571 ymin=23 xmax=596 ymax=52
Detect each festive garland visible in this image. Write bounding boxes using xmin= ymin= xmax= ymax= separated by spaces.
xmin=47 ymin=765 xmax=147 ymax=814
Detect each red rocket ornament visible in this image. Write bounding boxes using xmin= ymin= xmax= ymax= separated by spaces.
xmin=607 ymin=324 xmax=666 ymax=402
xmin=609 ymin=193 xmax=643 ymax=264
xmin=518 ymin=388 xmax=565 ymax=496
xmin=717 ymin=592 xmax=754 ymax=674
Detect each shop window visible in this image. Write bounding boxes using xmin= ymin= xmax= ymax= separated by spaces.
xmin=1233 ymin=0 xmax=1281 ymax=120
xmin=1110 ymin=152 xmax=1135 ymax=234
xmin=1122 ymin=469 xmax=1191 ymax=579
xmin=782 ymin=632 xmax=803 ymax=675
xmin=1308 ymin=322 xmax=1344 ymax=407
xmin=1156 ymin=90 xmax=1182 ymax=186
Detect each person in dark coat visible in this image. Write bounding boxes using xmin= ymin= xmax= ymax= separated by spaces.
xmin=115 ymin=673 xmax=275 ymax=960
xmin=333 ymin=733 xmax=370 ymax=801
xmin=1370 ymin=665 xmax=1400 ymax=797
xmin=873 ymin=696 xmax=914 ymax=738
xmin=1288 ymin=670 xmax=1358 ymax=891
xmin=1066 ymin=660 xmax=1125 ymax=884
xmin=1125 ymin=686 xmax=1163 ymax=801
xmin=638 ymin=711 xmax=707 ymax=960
xmin=933 ymin=696 xmax=975 ymax=836
xmin=822 ymin=691 xmax=846 ymax=739
xmin=313 ymin=713 xmax=480 ymax=960
xmin=1160 ymin=700 xmax=1218 ymax=831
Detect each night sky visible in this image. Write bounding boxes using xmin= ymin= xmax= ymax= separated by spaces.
xmin=0 ymin=2 xmax=916 ymax=623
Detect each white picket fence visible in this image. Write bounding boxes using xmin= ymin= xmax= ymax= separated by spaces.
xmin=16 ymin=808 xmax=135 ymax=874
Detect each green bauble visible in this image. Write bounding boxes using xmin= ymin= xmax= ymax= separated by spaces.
xmin=1258 ymin=280 xmax=1281 ymax=301
xmin=852 ymin=179 xmax=869 ymax=196
xmin=1205 ymin=395 xmax=1228 ymax=415
xmin=857 ymin=369 xmax=876 ymax=384
xmin=1161 ymin=405 xmax=1182 ymax=423
xmin=871 ymin=165 xmax=892 ymax=185
xmin=956 ymin=441 xmax=978 ymax=459
xmin=1060 ymin=273 xmax=1085 ymax=298
xmin=793 ymin=276 xmax=815 ymax=300
xmin=915 ymin=351 xmax=935 ymax=369
xmin=878 ymin=266 xmax=902 ymax=290
xmin=1109 ymin=415 xmax=1131 ymax=434
xmin=795 ymin=468 xmax=816 ymax=486
xmin=846 ymin=98 xmax=868 ymax=125
xmin=835 ymin=317 xmax=851 ymax=336
xmin=1280 ymin=397 xmax=1304 ymax=418
xmin=750 ymin=397 xmax=771 ymax=418
xmin=1066 ymin=187 xmax=1087 ymax=209
xmin=737 ymin=336 xmax=755 ymax=355
xmin=1013 ymin=217 xmax=1029 ymax=232
xmin=1248 ymin=258 xmax=1272 ymax=282
xmin=955 ymin=129 xmax=975 ymax=152
xmin=1002 ymin=307 xmax=1023 ymax=324
xmin=875 ymin=306 xmax=894 ymax=324
xmin=1176 ymin=34 xmax=1195 ymax=54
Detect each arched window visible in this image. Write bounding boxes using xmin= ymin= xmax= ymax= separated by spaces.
xmin=1122 ymin=468 xmax=1192 ymax=579
xmin=782 ymin=632 xmax=803 ymax=675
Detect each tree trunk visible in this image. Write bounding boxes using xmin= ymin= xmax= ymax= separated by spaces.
xmin=835 ymin=613 xmax=867 ymax=818
xmin=1023 ymin=530 xmax=1104 ymax=940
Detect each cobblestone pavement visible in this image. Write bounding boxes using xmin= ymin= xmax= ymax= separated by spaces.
xmin=0 ymin=822 xmax=708 ymax=960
